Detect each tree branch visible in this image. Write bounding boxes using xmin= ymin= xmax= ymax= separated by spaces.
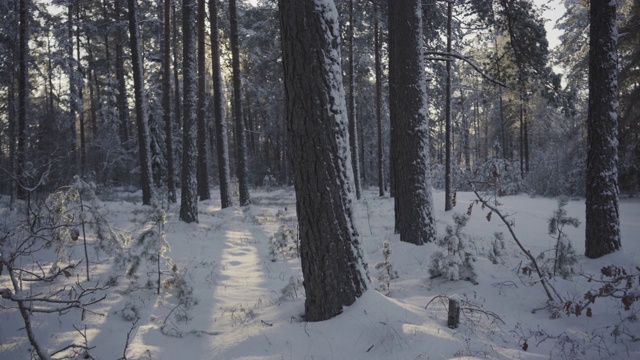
xmin=424 ymin=50 xmax=508 ymax=88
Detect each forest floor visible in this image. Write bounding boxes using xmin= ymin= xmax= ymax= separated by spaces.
xmin=1 ymin=186 xmax=639 ymax=359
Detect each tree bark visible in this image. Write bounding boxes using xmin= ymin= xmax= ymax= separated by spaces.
xmin=347 ymin=0 xmax=361 ymax=200
xmin=444 ymin=0 xmax=453 ymax=211
xmin=388 ymin=0 xmax=436 ymax=244
xmin=17 ymin=0 xmax=28 ymax=200
xmin=209 ymin=0 xmax=232 ymax=208
xmin=163 ymin=0 xmax=176 ymax=203
xmin=196 ymin=0 xmax=211 ymax=201
xmin=229 ymin=0 xmax=250 ymax=206
xmin=127 ymin=0 xmax=154 ymax=205
xmin=115 ymin=0 xmax=130 ymax=146
xmin=585 ymin=0 xmax=621 ymax=258
xmin=374 ymin=2 xmax=384 ymax=197
xmin=180 ymin=0 xmax=199 ymax=223
xmin=279 ymin=0 xmax=369 ymax=322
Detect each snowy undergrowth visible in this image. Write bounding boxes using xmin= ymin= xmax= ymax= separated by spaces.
xmin=1 ymin=187 xmax=638 ymax=359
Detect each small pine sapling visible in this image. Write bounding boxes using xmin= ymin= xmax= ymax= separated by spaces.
xmin=547 ymin=197 xmax=579 ymax=279
xmin=268 ymin=225 xmax=298 ymax=261
xmin=429 ymin=213 xmax=477 ymax=284
xmin=488 ymin=232 xmax=506 ymax=265
xmin=374 ymin=241 xmax=398 ymax=294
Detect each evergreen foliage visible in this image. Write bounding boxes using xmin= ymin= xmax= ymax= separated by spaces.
xmin=429 ymin=213 xmax=477 ymax=284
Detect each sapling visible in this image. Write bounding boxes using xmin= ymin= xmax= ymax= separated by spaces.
xmin=374 ymin=240 xmax=398 ymax=294
xmin=429 ymin=213 xmax=477 ymax=284
xmin=546 ymin=197 xmax=579 ymax=279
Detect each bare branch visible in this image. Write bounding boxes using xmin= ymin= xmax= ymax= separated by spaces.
xmin=424 ymin=50 xmax=508 ymax=88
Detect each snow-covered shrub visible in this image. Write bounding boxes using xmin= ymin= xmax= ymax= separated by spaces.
xmin=487 ymin=232 xmax=506 ymax=265
xmin=268 ymin=225 xmax=298 ymax=261
xmin=163 ymin=265 xmax=197 ymax=315
xmin=429 ymin=213 xmax=477 ymax=284
xmin=431 ymin=163 xmax=472 ymax=191
xmin=374 ymin=241 xmax=398 ymax=294
xmin=537 ymin=197 xmax=579 ymax=279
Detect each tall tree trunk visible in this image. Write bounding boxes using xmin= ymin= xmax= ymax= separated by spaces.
xmin=388 ymin=0 xmax=436 ymax=244
xmin=17 ymin=0 xmax=28 ymax=200
xmin=279 ymin=0 xmax=368 ymax=322
xmin=209 ymin=0 xmax=232 ymax=208
xmin=115 ymin=0 xmax=130 ymax=146
xmin=585 ymin=0 xmax=621 ymax=258
xmin=444 ymin=0 xmax=453 ymax=211
xmin=180 ymin=0 xmax=199 ymax=222
xmin=196 ymin=0 xmax=211 ymax=200
xmin=76 ymin=4 xmax=86 ymax=172
xmin=172 ymin=3 xmax=182 ymax=134
xmin=127 ymin=0 xmax=154 ymax=205
xmin=374 ymin=2 xmax=384 ymax=197
xmin=163 ymin=0 xmax=176 ymax=203
xmin=347 ymin=0 xmax=361 ymax=200
xmin=229 ymin=0 xmax=250 ymax=206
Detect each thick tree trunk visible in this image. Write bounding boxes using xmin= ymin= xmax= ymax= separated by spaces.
xmin=196 ymin=0 xmax=211 ymax=201
xmin=180 ymin=0 xmax=199 ymax=223
xmin=163 ymin=0 xmax=176 ymax=203
xmin=388 ymin=0 xmax=436 ymax=244
xmin=585 ymin=0 xmax=621 ymax=258
xmin=279 ymin=0 xmax=368 ymax=322
xmin=229 ymin=0 xmax=250 ymax=206
xmin=127 ymin=0 xmax=154 ymax=205
xmin=209 ymin=0 xmax=232 ymax=208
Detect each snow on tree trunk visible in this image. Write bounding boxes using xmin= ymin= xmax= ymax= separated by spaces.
xmin=180 ymin=0 xmax=199 ymax=223
xmin=388 ymin=0 xmax=436 ymax=244
xmin=127 ymin=0 xmax=154 ymax=205
xmin=279 ymin=0 xmax=369 ymax=322
xmin=585 ymin=0 xmax=621 ymax=258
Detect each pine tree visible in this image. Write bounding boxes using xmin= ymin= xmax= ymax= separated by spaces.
xmin=127 ymin=0 xmax=155 ymax=205
xmin=209 ymin=0 xmax=232 ymax=208
xmin=388 ymin=0 xmax=436 ymax=244
xmin=163 ymin=0 xmax=176 ymax=203
xmin=585 ymin=0 xmax=621 ymax=258
xmin=279 ymin=0 xmax=368 ymax=321
xmin=180 ymin=0 xmax=199 ymax=223
xmin=196 ymin=0 xmax=210 ymax=201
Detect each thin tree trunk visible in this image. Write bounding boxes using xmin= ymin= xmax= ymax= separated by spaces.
xmin=444 ymin=0 xmax=453 ymax=211
xmin=17 ymin=0 xmax=28 ymax=200
xmin=163 ymin=0 xmax=176 ymax=203
xmin=180 ymin=0 xmax=199 ymax=222
xmin=374 ymin=3 xmax=384 ymax=197
xmin=209 ymin=0 xmax=232 ymax=208
xmin=347 ymin=0 xmax=361 ymax=200
xmin=196 ymin=0 xmax=211 ymax=201
xmin=127 ymin=0 xmax=154 ymax=205
xmin=229 ymin=0 xmax=250 ymax=206
xmin=115 ymin=0 xmax=130 ymax=146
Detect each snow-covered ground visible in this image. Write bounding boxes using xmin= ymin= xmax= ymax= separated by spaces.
xmin=1 ymin=186 xmax=639 ymax=359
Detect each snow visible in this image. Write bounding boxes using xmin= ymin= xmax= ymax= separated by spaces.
xmin=1 ymin=188 xmax=639 ymax=359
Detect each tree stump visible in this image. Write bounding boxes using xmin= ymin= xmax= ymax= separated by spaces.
xmin=448 ymin=295 xmax=460 ymax=329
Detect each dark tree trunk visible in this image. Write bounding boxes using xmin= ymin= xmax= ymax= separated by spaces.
xmin=585 ymin=0 xmax=621 ymax=258
xmin=163 ymin=0 xmax=176 ymax=203
xmin=196 ymin=0 xmax=210 ymax=201
xmin=444 ymin=0 xmax=453 ymax=211
xmin=115 ymin=0 xmax=130 ymax=146
xmin=279 ymin=0 xmax=368 ymax=322
xmin=347 ymin=0 xmax=361 ymax=200
xmin=76 ymin=5 xmax=86 ymax=172
xmin=172 ymin=3 xmax=182 ymax=134
xmin=374 ymin=3 xmax=384 ymax=197
xmin=388 ymin=0 xmax=436 ymax=244
xmin=17 ymin=0 xmax=28 ymax=200
xmin=127 ymin=0 xmax=154 ymax=205
xmin=229 ymin=0 xmax=250 ymax=206
xmin=180 ymin=0 xmax=199 ymax=223
xmin=209 ymin=0 xmax=232 ymax=208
